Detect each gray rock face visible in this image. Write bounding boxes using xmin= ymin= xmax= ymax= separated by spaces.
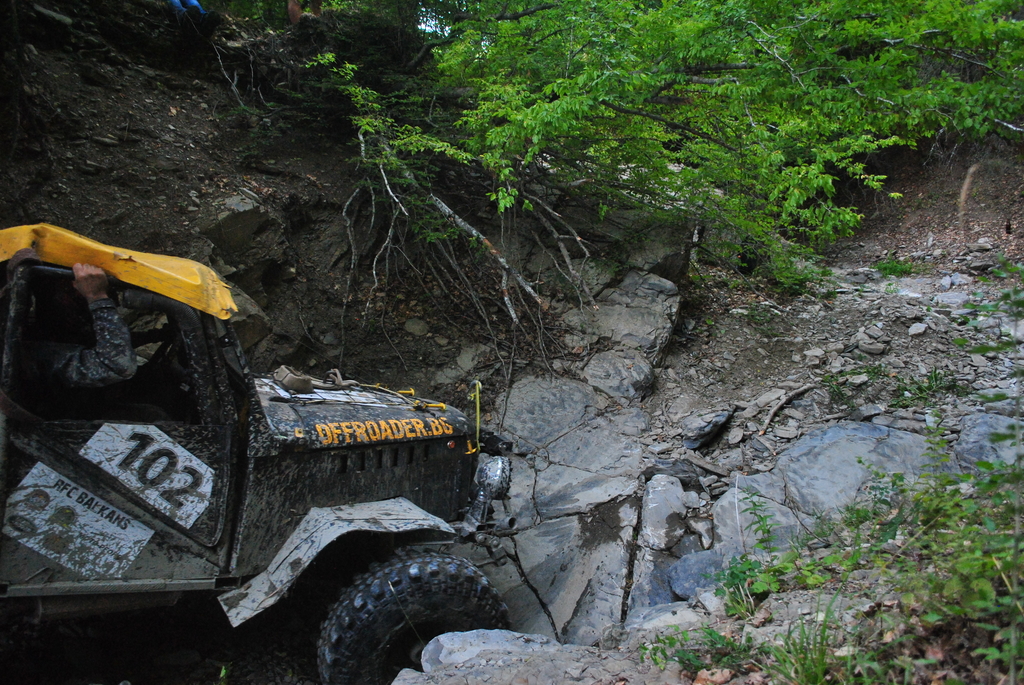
xmin=740 ymin=423 xmax=938 ymax=516
xmin=499 ymin=376 xmax=598 ymax=447
xmin=570 ymin=271 xmax=681 ymax=364
xmin=641 ymin=456 xmax=703 ymax=485
xmin=228 ymin=288 xmax=272 ymax=350
xmin=515 ymin=499 xmax=638 ymax=645
xmin=666 ymin=549 xmax=726 ymax=599
xmin=533 ymin=463 xmax=641 ymax=519
xmin=205 ymin=195 xmax=271 ymax=253
xmin=710 ymin=486 xmax=807 ymax=558
xmin=624 ymin=602 xmax=706 ymax=633
xmin=627 ymin=547 xmax=678 ymax=614
xmin=420 ymin=630 xmax=560 ymax=673
xmin=583 ymin=349 xmax=655 ymax=399
xmin=639 ymin=475 xmax=688 ymax=550
xmin=933 ymin=291 xmax=971 ymax=306
xmin=956 ymin=412 xmax=1021 ymax=469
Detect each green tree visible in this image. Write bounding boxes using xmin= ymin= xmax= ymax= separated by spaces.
xmin=435 ymin=0 xmax=1024 ymax=245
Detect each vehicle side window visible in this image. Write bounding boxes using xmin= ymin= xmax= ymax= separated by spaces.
xmin=8 ymin=268 xmax=201 ymax=424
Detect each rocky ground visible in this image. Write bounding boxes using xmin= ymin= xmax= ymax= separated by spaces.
xmin=3 ymin=2 xmax=1024 ymax=684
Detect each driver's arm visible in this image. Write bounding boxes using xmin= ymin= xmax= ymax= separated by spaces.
xmin=48 ymin=264 xmax=138 ymax=388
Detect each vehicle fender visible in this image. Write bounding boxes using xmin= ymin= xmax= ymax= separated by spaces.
xmin=217 ymin=497 xmax=455 ymax=626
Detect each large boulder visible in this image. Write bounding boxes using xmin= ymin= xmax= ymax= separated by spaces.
xmin=564 ymin=271 xmax=681 ymax=364
xmin=497 ymin=376 xmax=598 ymax=448
xmin=955 ymin=412 xmax=1021 ymax=469
xmin=583 ymin=349 xmax=655 ymax=399
xmin=514 ymin=499 xmax=638 ymax=645
xmin=739 ymin=423 xmax=939 ymax=516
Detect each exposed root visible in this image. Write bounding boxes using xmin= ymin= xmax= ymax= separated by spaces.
xmin=959 ymin=162 xmax=980 ymax=241
xmin=759 ymin=383 xmax=816 ymax=435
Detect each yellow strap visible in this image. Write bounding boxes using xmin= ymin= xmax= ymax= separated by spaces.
xmin=468 ymin=380 xmax=482 ymax=454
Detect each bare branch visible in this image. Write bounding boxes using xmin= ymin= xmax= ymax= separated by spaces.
xmin=404 ymin=36 xmax=457 ymax=71
xmin=760 ymin=383 xmax=815 ymax=434
xmin=996 ymin=118 xmax=1024 ymax=133
xmin=531 ymin=204 xmax=597 ymax=308
xmin=372 ymin=138 xmax=547 ymax=311
xmin=494 ymin=3 xmax=558 ymax=20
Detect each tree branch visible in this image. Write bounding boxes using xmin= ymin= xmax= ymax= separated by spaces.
xmin=454 ymin=3 xmax=558 ymax=23
xmin=602 ymin=102 xmax=738 ymax=151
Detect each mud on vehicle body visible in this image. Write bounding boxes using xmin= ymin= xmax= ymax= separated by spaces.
xmin=0 ymin=224 xmax=513 ymax=684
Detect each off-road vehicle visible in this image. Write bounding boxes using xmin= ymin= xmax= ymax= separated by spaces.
xmin=0 ymin=224 xmax=513 ymax=684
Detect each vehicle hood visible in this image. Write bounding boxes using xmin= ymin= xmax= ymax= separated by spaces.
xmin=253 ymin=377 xmax=473 ymax=451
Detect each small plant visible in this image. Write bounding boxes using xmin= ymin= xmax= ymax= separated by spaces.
xmin=875 ymin=258 xmax=916 ymax=278
xmin=884 ymin=280 xmax=900 ymax=294
xmin=890 ymin=369 xmax=965 ymax=408
xmin=641 ymin=627 xmax=763 ymax=671
xmin=639 ymin=629 xmax=705 ymax=671
xmin=766 ymin=604 xmax=847 ymax=685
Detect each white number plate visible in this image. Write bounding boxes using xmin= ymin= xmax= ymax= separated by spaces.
xmin=79 ymin=424 xmax=214 ymax=528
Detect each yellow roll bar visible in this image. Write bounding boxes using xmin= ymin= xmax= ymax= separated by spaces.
xmin=0 ymin=224 xmax=237 ymax=319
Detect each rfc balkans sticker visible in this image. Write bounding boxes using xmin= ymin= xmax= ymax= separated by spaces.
xmin=3 ymin=462 xmax=154 ymax=578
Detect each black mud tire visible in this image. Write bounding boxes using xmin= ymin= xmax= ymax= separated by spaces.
xmin=317 ymin=551 xmax=510 ymax=685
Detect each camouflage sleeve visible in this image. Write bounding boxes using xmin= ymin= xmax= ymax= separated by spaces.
xmin=51 ymin=298 xmax=138 ymax=388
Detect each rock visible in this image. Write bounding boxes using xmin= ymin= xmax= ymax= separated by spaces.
xmin=542 ymin=409 xmax=645 ymax=480
xmin=583 ymin=349 xmax=655 ymax=399
xmin=849 ymin=404 xmax=884 ymax=422
xmin=671 ymin=534 xmax=704 ymax=558
xmin=711 ymin=488 xmax=806 ymax=557
xmin=695 ymin=669 xmax=735 ymax=685
xmin=679 ymin=409 xmax=734 ymax=449
xmin=984 ymin=399 xmax=1017 ymax=417
xmin=933 ymin=291 xmax=970 ymax=307
xmin=205 ymin=195 xmax=272 ymax=253
xmin=680 ymin=489 xmax=702 ymax=509
xmin=420 ymin=630 xmax=560 ymax=672
xmin=908 ymin=323 xmax=928 ymax=336
xmin=754 ymin=388 xmax=786 ymax=407
xmin=641 ymin=456 xmax=702 ymax=485
xmin=955 ymin=413 xmax=1020 ymax=470
xmin=697 ymin=590 xmax=726 ymax=617
xmin=228 ymin=288 xmax=272 ymax=350
xmin=533 ymin=463 xmax=641 ymax=519
xmin=498 ymin=377 xmax=598 ymax=446
xmin=627 ymin=547 xmax=679 ymax=613
xmin=403 ymin=317 xmax=430 ymax=336
xmin=686 ymin=517 xmax=714 ymax=550
xmin=727 ymin=426 xmax=744 ymax=445
xmin=624 ymin=601 xmax=706 ymax=634
xmin=740 ymin=423 xmax=943 ymax=517
xmin=667 ymin=549 xmax=726 ymax=599
xmin=666 ymin=394 xmax=704 ymax=422
xmin=456 ymin=343 xmax=489 ymax=371
xmin=857 ymin=341 xmax=887 ymax=355
xmin=515 ymin=499 xmax=637 ymax=645
xmin=585 ymin=271 xmax=682 ymax=363
xmin=847 ymin=374 xmax=870 ymax=387
xmin=640 ymin=475 xmax=688 ymax=550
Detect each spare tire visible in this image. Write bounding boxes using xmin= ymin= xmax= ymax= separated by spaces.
xmin=317 ymin=551 xmax=509 ymax=685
